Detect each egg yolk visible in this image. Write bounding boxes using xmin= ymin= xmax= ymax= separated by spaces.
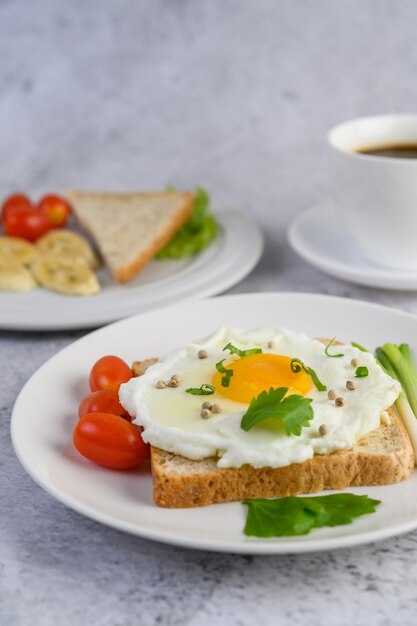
xmin=212 ymin=353 xmax=312 ymax=404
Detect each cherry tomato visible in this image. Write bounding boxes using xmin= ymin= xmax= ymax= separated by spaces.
xmin=78 ymin=389 xmax=131 ymax=421
xmin=73 ymin=412 xmax=149 ymax=469
xmin=1 ymin=193 xmax=33 ymax=221
xmin=38 ymin=194 xmax=72 ymax=227
xmin=89 ymin=355 xmax=132 ymax=392
xmin=3 ymin=206 xmax=54 ymax=241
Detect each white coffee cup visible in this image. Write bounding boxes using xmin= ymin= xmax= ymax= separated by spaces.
xmin=328 ymin=114 xmax=417 ymax=270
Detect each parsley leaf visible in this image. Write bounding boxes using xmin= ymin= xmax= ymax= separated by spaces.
xmin=240 ymin=387 xmax=313 ymax=436
xmin=243 ymin=494 xmax=381 ymax=537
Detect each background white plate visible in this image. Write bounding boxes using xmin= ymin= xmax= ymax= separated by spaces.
xmin=11 ymin=292 xmax=417 ymax=554
xmin=288 ymin=202 xmax=417 ymax=290
xmin=0 ymin=209 xmax=263 ymax=331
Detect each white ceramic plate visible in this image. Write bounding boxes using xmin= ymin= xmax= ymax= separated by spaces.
xmin=0 ymin=209 xmax=263 ymax=331
xmin=288 ymin=202 xmax=417 ymax=290
xmin=11 ymin=292 xmax=417 ymax=554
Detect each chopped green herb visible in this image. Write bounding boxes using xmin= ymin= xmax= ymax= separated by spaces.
xmin=185 ymin=384 xmax=215 ymax=395
xmin=355 ymin=366 xmax=369 ymax=378
xmin=223 ymin=342 xmax=262 ymax=358
xmin=324 ymin=337 xmax=344 ymax=358
xmin=240 ymin=387 xmax=313 ymax=436
xmin=156 ymin=187 xmax=219 ymax=259
xmin=351 ymin=341 xmax=369 ymax=353
xmin=290 ymin=358 xmax=327 ymax=392
xmin=243 ymin=493 xmax=381 ymax=537
xmin=215 ymin=359 xmax=234 ymax=388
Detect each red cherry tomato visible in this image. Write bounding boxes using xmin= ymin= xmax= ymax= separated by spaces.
xmin=73 ymin=412 xmax=149 ymax=469
xmin=89 ymin=355 xmax=133 ymax=392
xmin=3 ymin=206 xmax=54 ymax=241
xmin=78 ymin=389 xmax=131 ymax=421
xmin=1 ymin=193 xmax=33 ymax=221
xmin=38 ymin=194 xmax=72 ymax=227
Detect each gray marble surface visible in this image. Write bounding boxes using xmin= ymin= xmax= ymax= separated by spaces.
xmin=3 ymin=0 xmax=417 ymax=624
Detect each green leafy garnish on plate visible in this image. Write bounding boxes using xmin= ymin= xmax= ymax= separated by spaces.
xmin=290 ymin=358 xmax=326 ymax=392
xmin=240 ymin=387 xmax=313 ymax=436
xmin=156 ymin=187 xmax=219 ymax=259
xmin=223 ymin=342 xmax=262 ymax=357
xmin=185 ymin=384 xmax=215 ymax=395
xmin=243 ymin=493 xmax=381 ymax=537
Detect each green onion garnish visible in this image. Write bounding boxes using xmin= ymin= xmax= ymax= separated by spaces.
xmin=290 ymin=358 xmax=327 ymax=392
xmin=355 ymin=366 xmax=369 ymax=378
xmin=216 ymin=359 xmax=234 ymax=387
xmin=324 ymin=337 xmax=344 ymax=358
xmin=223 ymin=342 xmax=263 ymax=358
xmin=185 ymin=384 xmax=215 ymax=395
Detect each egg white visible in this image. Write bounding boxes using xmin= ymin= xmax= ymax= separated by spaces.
xmin=119 ymin=327 xmax=400 ymax=468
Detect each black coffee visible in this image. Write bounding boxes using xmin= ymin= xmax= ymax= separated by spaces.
xmin=357 ymin=144 xmax=417 ymax=159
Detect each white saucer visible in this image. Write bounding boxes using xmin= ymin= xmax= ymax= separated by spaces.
xmin=288 ymin=202 xmax=417 ymax=290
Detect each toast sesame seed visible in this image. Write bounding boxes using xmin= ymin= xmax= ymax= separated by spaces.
xmin=319 ymin=424 xmax=329 ymax=436
xmin=335 ymin=396 xmax=345 ymax=407
xmin=351 ymin=358 xmax=360 ymax=368
xmin=200 ymin=408 xmax=211 ymax=419
xmin=327 ymin=389 xmax=336 ymax=401
xmin=198 ymin=349 xmax=208 ymax=359
xmin=346 ymin=380 xmax=356 ymax=391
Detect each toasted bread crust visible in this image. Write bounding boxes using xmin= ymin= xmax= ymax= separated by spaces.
xmin=65 ymin=190 xmax=195 ymax=284
xmin=114 ymin=193 xmax=194 ymax=283
xmin=151 ymin=409 xmax=414 ymax=508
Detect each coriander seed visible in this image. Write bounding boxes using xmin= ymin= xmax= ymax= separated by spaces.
xmin=351 ymin=358 xmax=360 ymax=368
xmin=267 ymin=341 xmax=275 ymax=349
xmin=335 ymin=396 xmax=345 ymax=407
xmin=198 ymin=349 xmax=208 ymax=359
xmin=346 ymin=380 xmax=356 ymax=391
xmin=155 ymin=380 xmax=166 ymax=389
xmin=200 ymin=408 xmax=211 ymax=419
xmin=327 ymin=389 xmax=336 ymax=401
xmin=211 ymin=403 xmax=221 ymax=414
xmin=201 ymin=401 xmax=212 ymax=410
xmin=319 ymin=424 xmax=329 ymax=436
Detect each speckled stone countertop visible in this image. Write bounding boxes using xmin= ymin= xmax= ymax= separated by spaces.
xmin=3 ymin=1 xmax=417 ymax=624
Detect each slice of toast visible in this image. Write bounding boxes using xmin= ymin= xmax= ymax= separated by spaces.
xmin=151 ymin=409 xmax=414 ymax=507
xmin=65 ymin=190 xmax=194 ymax=283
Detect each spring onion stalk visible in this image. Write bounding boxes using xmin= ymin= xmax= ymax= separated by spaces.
xmin=378 ymin=344 xmax=417 ymax=416
xmin=375 ymin=346 xmax=417 ymax=461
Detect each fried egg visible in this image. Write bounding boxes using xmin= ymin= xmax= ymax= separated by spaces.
xmin=120 ymin=327 xmax=400 ymax=468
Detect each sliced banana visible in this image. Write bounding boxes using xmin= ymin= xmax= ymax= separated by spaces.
xmin=0 ymin=236 xmax=39 ymax=265
xmin=0 ymin=253 xmax=37 ymax=292
xmin=30 ymin=254 xmax=100 ymax=296
xmin=36 ymin=230 xmax=100 ymax=270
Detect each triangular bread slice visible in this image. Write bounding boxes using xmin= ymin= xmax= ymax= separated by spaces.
xmin=150 ymin=409 xmax=414 ymax=507
xmin=65 ymin=190 xmax=195 ymax=283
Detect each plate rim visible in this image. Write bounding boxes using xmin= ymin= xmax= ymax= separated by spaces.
xmin=0 ymin=208 xmax=264 ymax=331
xmin=288 ymin=202 xmax=417 ymax=290
xmin=11 ymin=291 xmax=417 ymax=554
